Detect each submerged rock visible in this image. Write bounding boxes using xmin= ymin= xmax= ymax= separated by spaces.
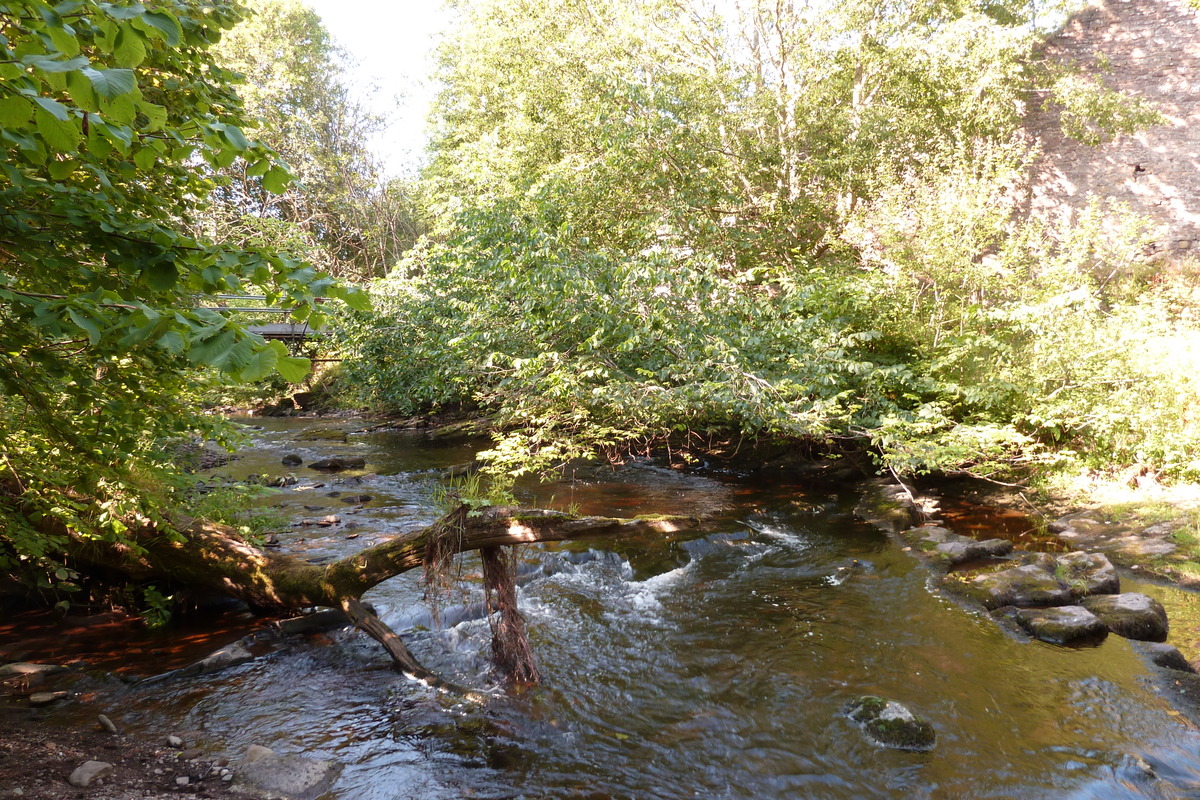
xmin=845 ymin=696 xmax=936 ymax=751
xmin=1132 ymin=641 xmax=1197 ymax=673
xmin=232 ymin=744 xmax=341 ymax=799
xmin=307 ymin=456 xmax=366 ymax=472
xmin=1001 ymin=605 xmax=1108 ymax=644
xmin=1081 ymin=593 xmax=1169 ymax=642
xmin=281 ymin=454 xmax=303 ymax=467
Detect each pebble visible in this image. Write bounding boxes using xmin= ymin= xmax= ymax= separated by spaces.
xmin=28 ymin=691 xmax=68 ymax=706
xmin=167 ymin=735 xmax=184 ymax=748
xmin=97 ymin=714 xmax=118 ymax=734
xmin=180 ymin=748 xmax=203 ymax=760
xmin=176 ymin=776 xmax=189 ymax=787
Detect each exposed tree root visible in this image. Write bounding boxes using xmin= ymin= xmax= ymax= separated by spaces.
xmin=481 ymin=545 xmax=541 ymax=685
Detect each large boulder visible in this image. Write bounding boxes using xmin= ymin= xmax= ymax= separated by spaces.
xmin=1001 ymin=605 xmax=1109 ymax=644
xmin=845 ymin=696 xmax=936 ymax=751
xmin=962 ymin=552 xmax=1119 ymax=610
xmin=1081 ymin=593 xmax=1169 ymax=642
xmin=965 ymin=562 xmax=1073 ymax=610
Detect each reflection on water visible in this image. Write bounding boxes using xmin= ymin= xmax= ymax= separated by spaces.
xmin=10 ymin=418 xmax=1200 ymax=799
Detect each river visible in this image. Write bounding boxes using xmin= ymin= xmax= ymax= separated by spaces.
xmin=13 ymin=417 xmax=1200 ymax=799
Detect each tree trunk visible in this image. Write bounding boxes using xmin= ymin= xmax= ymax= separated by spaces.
xmin=64 ymin=505 xmax=697 ymax=694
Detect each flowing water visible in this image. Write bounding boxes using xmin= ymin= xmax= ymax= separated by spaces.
xmin=14 ymin=418 xmax=1200 ymax=799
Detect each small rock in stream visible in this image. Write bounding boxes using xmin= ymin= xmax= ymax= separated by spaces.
xmin=167 ymin=735 xmax=184 ymax=748
xmin=340 ymin=494 xmax=373 ymax=504
xmin=97 ymin=714 xmax=118 ymax=734
xmin=308 ymin=456 xmax=365 ymax=471
xmin=281 ymin=454 xmax=303 ymax=467
xmin=845 ymin=696 xmax=936 ymax=751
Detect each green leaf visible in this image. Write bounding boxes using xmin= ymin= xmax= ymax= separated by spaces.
xmin=240 ymin=342 xmax=280 ymax=381
xmin=99 ymin=93 xmax=136 ymax=126
xmin=135 ymin=100 xmax=166 ymax=130
xmin=276 ymin=354 xmax=312 ymax=383
xmin=22 ymin=54 xmax=89 ymax=74
xmin=113 ymin=27 xmax=147 ymax=68
xmin=133 ymin=147 xmax=156 ymax=170
xmin=138 ymin=11 xmax=182 ymax=46
xmin=66 ymin=308 xmax=101 ymax=344
xmin=0 ymin=96 xmax=31 ymax=127
xmin=66 ymin=69 xmax=100 ymax=111
xmin=83 ymin=67 xmax=137 ymax=100
xmin=217 ymin=124 xmax=249 ymax=151
xmin=156 ymin=329 xmax=185 ymax=354
xmin=33 ymin=97 xmax=70 ymax=121
xmin=100 ymin=3 xmax=146 ymax=21
xmin=143 ymin=261 xmax=177 ymax=290
xmin=261 ymin=166 xmax=292 ymax=194
xmin=245 ymin=158 xmax=270 ymax=177
xmin=47 ymin=159 xmax=76 ymax=180
xmin=35 ymin=108 xmax=80 ymax=152
xmin=336 ymin=286 xmax=372 ymax=312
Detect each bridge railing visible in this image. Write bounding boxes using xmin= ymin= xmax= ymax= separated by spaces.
xmin=196 ymin=295 xmax=328 ymax=342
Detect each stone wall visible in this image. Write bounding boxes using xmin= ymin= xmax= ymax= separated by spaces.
xmin=1027 ymin=0 xmax=1200 ymax=259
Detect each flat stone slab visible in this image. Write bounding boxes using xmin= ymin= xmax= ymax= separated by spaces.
xmin=1005 ymin=605 xmax=1108 ymax=644
xmin=1081 ymin=593 xmax=1169 ymax=642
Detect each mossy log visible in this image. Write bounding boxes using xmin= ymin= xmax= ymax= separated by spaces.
xmin=62 ymin=505 xmax=697 ymax=694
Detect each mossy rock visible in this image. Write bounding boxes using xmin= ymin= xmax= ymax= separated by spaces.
xmin=846 ymin=696 xmax=936 ymax=751
xmin=1000 ymin=605 xmax=1109 ymax=644
xmin=963 ymin=563 xmax=1073 ymax=610
xmin=1081 ymin=593 xmax=1168 ymax=642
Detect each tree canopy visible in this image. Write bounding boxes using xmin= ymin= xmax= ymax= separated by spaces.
xmin=340 ymin=0 xmax=1198 ymax=485
xmin=0 ymin=0 xmax=366 ymax=593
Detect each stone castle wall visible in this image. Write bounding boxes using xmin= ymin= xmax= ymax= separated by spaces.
xmin=1028 ymin=0 xmax=1200 ymax=259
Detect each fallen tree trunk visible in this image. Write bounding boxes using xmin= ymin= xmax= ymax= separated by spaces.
xmin=64 ymin=504 xmax=698 ymax=694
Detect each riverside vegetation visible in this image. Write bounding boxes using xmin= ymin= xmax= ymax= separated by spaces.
xmin=1 ymin=0 xmax=1198 ymax=655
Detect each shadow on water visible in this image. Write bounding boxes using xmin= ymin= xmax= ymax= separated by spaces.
xmin=6 ymin=418 xmax=1200 ymax=799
